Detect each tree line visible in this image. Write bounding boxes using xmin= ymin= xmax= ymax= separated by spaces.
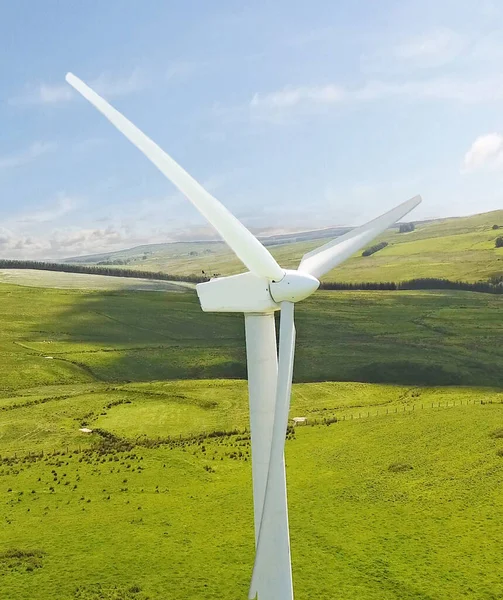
xmin=0 ymin=260 xmax=501 ymax=294
xmin=362 ymin=241 xmax=388 ymax=256
xmin=0 ymin=260 xmax=209 ymax=283
xmin=320 ymin=278 xmax=502 ymax=294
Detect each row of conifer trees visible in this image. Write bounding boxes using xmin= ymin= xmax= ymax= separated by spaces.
xmin=0 ymin=260 xmax=208 ymax=283
xmin=319 ymin=278 xmax=502 ymax=294
xmin=0 ymin=260 xmax=501 ymax=294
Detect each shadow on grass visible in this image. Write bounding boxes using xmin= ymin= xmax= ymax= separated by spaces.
xmin=13 ymin=286 xmax=503 ymax=388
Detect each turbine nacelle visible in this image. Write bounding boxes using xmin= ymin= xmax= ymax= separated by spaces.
xmin=196 ymin=269 xmax=320 ymax=313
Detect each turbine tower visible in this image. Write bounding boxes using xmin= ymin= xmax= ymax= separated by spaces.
xmin=66 ymin=72 xmax=421 ymax=600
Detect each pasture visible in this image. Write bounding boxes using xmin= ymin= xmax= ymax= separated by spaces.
xmin=1 ymin=384 xmax=503 ymax=599
xmin=0 ymin=269 xmax=192 ymax=292
xmin=0 ymin=281 xmax=502 ymax=599
xmin=0 ymin=283 xmax=501 ymax=392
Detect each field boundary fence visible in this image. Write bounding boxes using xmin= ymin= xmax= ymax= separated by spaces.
xmin=1 ymin=397 xmax=502 ymax=464
xmin=302 ymin=396 xmax=503 ymax=427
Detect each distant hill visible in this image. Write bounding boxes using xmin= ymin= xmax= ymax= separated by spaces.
xmin=63 ymin=210 xmax=503 ymax=283
xmin=64 ymin=226 xmax=352 ymax=264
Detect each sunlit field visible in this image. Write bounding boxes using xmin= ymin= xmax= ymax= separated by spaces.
xmin=0 ymin=281 xmax=502 ymax=598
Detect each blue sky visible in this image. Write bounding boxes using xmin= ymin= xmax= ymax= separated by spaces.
xmin=2 ymin=0 xmax=503 ymax=258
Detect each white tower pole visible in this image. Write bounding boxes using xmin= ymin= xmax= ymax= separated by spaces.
xmin=244 ymin=313 xmax=293 ymax=600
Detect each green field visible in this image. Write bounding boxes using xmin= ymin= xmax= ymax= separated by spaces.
xmin=0 ymin=283 xmax=501 ymax=390
xmin=0 ymin=270 xmax=193 ymax=291
xmin=1 ymin=281 xmax=502 ymax=599
xmin=2 ymin=382 xmax=503 ymax=599
xmin=65 ymin=210 xmax=503 ymax=283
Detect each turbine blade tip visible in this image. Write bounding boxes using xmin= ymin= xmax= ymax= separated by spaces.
xmin=65 ymin=72 xmax=80 ymax=88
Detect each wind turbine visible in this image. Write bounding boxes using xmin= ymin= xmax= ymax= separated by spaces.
xmin=66 ymin=72 xmax=421 ymax=600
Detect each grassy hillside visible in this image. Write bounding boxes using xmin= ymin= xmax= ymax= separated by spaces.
xmin=0 ymin=283 xmax=501 ymax=391
xmin=1 ymin=282 xmax=502 ymax=599
xmin=0 ymin=270 xmax=193 ymax=291
xmin=63 ymin=210 xmax=503 ymax=283
xmin=1 ymin=381 xmax=502 ymax=599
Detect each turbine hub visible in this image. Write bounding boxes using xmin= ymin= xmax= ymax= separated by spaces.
xmin=269 ymin=269 xmax=320 ymax=304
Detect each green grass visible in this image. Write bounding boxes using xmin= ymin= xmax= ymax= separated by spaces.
xmin=0 ymin=281 xmax=502 ymax=598
xmin=4 ymin=378 xmax=500 ymax=456
xmin=0 ymin=269 xmax=193 ymax=291
xmin=63 ymin=209 xmax=503 ymax=283
xmin=0 ymin=283 xmax=501 ymax=392
xmin=1 ymin=386 xmax=502 ymax=599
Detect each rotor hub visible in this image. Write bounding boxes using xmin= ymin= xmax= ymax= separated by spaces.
xmin=269 ymin=269 xmax=320 ymax=304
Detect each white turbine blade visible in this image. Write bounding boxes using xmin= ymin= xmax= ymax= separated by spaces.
xmin=65 ymin=72 xmax=285 ymax=282
xmin=298 ymin=195 xmax=422 ymax=279
xmin=249 ymin=301 xmax=295 ymax=600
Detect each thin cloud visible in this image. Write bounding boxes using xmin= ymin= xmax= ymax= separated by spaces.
xmin=462 ymin=133 xmax=503 ymax=173
xmin=355 ymin=76 xmax=503 ymax=103
xmin=0 ymin=225 xmax=129 ymax=259
xmin=10 ymin=69 xmax=146 ymax=106
xmin=364 ymin=28 xmax=467 ymax=73
xmin=90 ymin=69 xmax=146 ymax=97
xmin=10 ymin=82 xmax=74 ymax=106
xmin=16 ymin=194 xmax=80 ymax=224
xmin=251 ymin=84 xmax=345 ymax=110
xmin=0 ymin=141 xmax=57 ymax=170
xmin=247 ymin=74 xmax=503 ymax=123
xmin=166 ymin=60 xmax=201 ymax=81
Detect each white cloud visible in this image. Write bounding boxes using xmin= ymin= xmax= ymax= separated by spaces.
xmin=166 ymin=60 xmax=201 ymax=81
xmin=50 ymin=226 xmax=125 ymax=251
xmin=361 ymin=28 xmax=468 ymax=75
xmin=16 ymin=194 xmax=80 ymax=224
xmin=10 ymin=83 xmax=74 ymax=106
xmin=462 ymin=133 xmax=503 ymax=172
xmin=251 ymin=84 xmax=345 ymax=110
xmin=0 ymin=141 xmax=57 ymax=170
xmin=354 ymin=76 xmax=503 ymax=103
xmin=0 ymin=224 xmax=129 ymax=259
xmin=10 ymin=69 xmax=146 ymax=106
xmin=392 ymin=29 xmax=466 ymax=68
xmin=0 ymin=227 xmax=49 ymax=256
xmin=1 ymin=194 xmax=82 ymax=259
xmin=90 ymin=69 xmax=146 ymax=97
xmin=470 ymin=31 xmax=503 ymax=62
xmin=247 ymin=73 xmax=503 ymax=123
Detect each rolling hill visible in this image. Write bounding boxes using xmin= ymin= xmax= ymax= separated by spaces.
xmin=0 ymin=281 xmax=502 ymax=599
xmin=1 ymin=210 xmax=502 ymax=599
xmin=63 ymin=209 xmax=503 ymax=283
